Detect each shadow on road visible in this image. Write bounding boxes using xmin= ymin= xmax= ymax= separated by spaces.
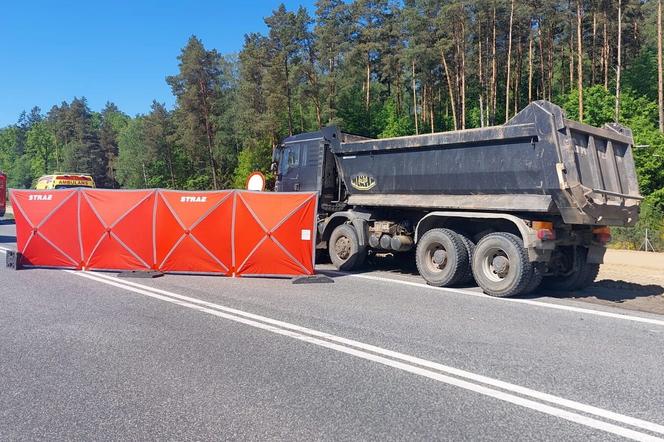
xmin=546 ymin=280 xmax=664 ymax=301
xmin=320 ymin=253 xmax=664 ymax=307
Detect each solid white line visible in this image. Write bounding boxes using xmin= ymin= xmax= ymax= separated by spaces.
xmin=2 ymin=232 xmax=661 ymax=327
xmin=73 ymin=270 xmax=664 ymax=439
xmin=339 ymin=272 xmax=664 ymax=328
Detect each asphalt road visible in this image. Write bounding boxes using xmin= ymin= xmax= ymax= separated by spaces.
xmin=1 ymin=219 xmax=664 ymax=441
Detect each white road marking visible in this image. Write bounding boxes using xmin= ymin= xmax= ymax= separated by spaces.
xmin=336 ymin=272 xmax=664 ymax=328
xmin=70 ymin=270 xmax=664 ymax=441
xmin=2 ymin=240 xmax=663 ymax=327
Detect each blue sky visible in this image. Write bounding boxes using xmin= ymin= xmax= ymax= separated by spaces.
xmin=0 ymin=0 xmax=316 ymax=126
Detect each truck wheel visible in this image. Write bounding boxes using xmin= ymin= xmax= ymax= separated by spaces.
xmin=415 ymin=228 xmax=469 ymax=287
xmin=328 ymin=224 xmax=366 ymax=271
xmin=575 ymin=263 xmax=600 ymax=290
xmin=522 ymin=263 xmax=544 ymax=295
xmin=456 ymin=233 xmax=476 ymax=285
xmin=543 ymin=248 xmax=589 ymax=292
xmin=472 ymin=232 xmax=532 ymax=298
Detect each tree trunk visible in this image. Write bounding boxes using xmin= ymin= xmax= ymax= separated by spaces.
xmin=460 ymin=14 xmax=467 ymax=130
xmin=430 ymin=87 xmax=435 ymax=134
xmin=591 ymin=11 xmax=597 ymax=85
xmin=515 ymin=36 xmax=523 ymax=115
xmin=479 ymin=22 xmax=485 ymax=127
xmin=658 ymin=0 xmax=663 ymax=132
xmin=569 ymin=8 xmax=575 ymax=93
xmin=285 ymin=57 xmax=293 ymax=136
xmin=442 ymin=51 xmax=458 ymax=131
xmin=366 ymin=57 xmax=371 ymax=112
xmin=548 ymin=27 xmax=555 ymax=100
xmin=577 ymin=0 xmax=584 ymax=122
xmin=412 ymin=60 xmax=419 ymax=135
xmin=528 ymin=24 xmax=533 ymax=103
xmin=166 ymin=143 xmax=176 ymax=188
xmin=422 ymin=82 xmax=428 ymax=129
xmin=538 ymin=19 xmax=546 ymax=99
xmin=491 ymin=2 xmax=497 ymax=124
xmin=615 ymin=0 xmax=622 ymax=122
xmin=199 ymin=78 xmax=218 ymax=189
xmin=505 ymin=0 xmax=514 ymax=123
xmin=328 ymin=58 xmax=336 ymax=123
xmin=604 ymin=11 xmax=609 ymax=90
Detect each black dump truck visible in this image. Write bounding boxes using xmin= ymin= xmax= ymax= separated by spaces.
xmin=272 ymin=101 xmax=642 ymax=297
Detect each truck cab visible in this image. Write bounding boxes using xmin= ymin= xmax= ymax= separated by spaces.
xmin=274 ymin=127 xmax=366 ymax=212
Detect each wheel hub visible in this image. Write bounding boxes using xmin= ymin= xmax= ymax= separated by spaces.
xmin=431 ymin=248 xmax=447 ymax=268
xmin=491 ymin=255 xmax=509 ymax=277
xmin=335 ymin=236 xmax=351 ymax=260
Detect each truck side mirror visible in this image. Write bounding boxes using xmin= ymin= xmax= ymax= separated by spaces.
xmin=270 ymin=161 xmax=278 ymax=173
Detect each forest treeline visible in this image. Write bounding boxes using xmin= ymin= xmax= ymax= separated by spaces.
xmin=1 ymin=0 xmax=663 ymax=237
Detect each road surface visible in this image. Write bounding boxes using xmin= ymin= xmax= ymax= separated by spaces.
xmin=1 ymin=219 xmax=663 ymax=441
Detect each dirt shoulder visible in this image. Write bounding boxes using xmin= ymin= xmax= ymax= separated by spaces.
xmin=560 ymin=249 xmax=664 ymax=315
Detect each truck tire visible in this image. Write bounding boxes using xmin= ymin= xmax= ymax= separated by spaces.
xmin=472 ymin=232 xmax=532 ymax=298
xmin=522 ymin=263 xmax=544 ymax=295
xmin=543 ymin=248 xmax=592 ymax=292
xmin=328 ymin=224 xmax=366 ymax=271
xmin=415 ymin=228 xmax=469 ymax=287
xmin=456 ymin=233 xmax=476 ymax=285
xmin=575 ymin=263 xmax=600 ymax=290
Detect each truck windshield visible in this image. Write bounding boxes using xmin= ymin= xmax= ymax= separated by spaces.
xmin=278 ymin=144 xmax=300 ymax=175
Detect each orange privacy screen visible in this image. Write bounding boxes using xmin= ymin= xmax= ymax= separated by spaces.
xmin=10 ymin=189 xmax=317 ymax=276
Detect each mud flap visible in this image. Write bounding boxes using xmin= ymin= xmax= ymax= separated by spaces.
xmin=586 ymin=245 xmax=606 ymax=264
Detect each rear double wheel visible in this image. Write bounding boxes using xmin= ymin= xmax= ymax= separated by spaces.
xmin=543 ymin=247 xmax=599 ymax=292
xmin=415 ymin=228 xmax=469 ymax=287
xmin=471 ymin=232 xmax=532 ymax=298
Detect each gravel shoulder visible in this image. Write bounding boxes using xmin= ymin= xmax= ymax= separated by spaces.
xmin=565 ymin=249 xmax=664 ymax=315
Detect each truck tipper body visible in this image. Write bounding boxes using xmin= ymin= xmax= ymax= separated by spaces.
xmin=273 ymin=101 xmax=642 ymax=297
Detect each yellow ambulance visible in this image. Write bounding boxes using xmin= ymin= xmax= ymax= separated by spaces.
xmin=35 ymin=174 xmax=96 ymax=190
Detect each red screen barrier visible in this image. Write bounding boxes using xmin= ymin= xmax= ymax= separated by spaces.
xmin=155 ymin=190 xmax=234 ymax=274
xmin=234 ymin=192 xmax=317 ymax=276
xmin=80 ymin=189 xmax=156 ymax=271
xmin=10 ymin=189 xmax=317 ymax=277
xmin=11 ymin=189 xmax=81 ymax=268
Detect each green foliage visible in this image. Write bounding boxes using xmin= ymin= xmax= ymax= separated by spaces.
xmin=232 ymin=140 xmax=274 ymax=189
xmin=563 ymin=86 xmax=615 ymax=127
xmin=378 ymin=97 xmax=413 ymax=138
xmin=612 ymin=195 xmax=664 ymax=251
xmin=0 ymin=126 xmax=31 ymax=188
xmin=116 ymin=118 xmax=150 ymax=188
xmin=25 ymin=121 xmax=56 ymax=176
xmin=623 ymin=48 xmax=659 ymax=102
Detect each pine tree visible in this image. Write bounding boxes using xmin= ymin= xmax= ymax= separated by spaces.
xmin=167 ymin=36 xmax=223 ymax=189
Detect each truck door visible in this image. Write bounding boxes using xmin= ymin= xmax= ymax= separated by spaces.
xmin=278 ymin=143 xmax=302 ymax=192
xmin=278 ymin=140 xmax=324 ymax=193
